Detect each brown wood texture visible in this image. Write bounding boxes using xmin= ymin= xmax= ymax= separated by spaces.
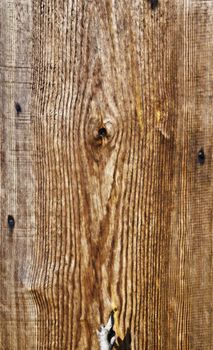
xmin=0 ymin=0 xmax=213 ymax=349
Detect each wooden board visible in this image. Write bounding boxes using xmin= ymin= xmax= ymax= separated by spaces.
xmin=0 ymin=0 xmax=212 ymax=349
xmin=0 ymin=0 xmax=36 ymax=349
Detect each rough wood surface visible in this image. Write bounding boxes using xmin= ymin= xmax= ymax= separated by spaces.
xmin=0 ymin=0 xmax=36 ymax=349
xmin=0 ymin=0 xmax=213 ymax=349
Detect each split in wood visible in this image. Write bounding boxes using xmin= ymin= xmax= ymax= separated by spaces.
xmin=97 ymin=311 xmax=116 ymax=350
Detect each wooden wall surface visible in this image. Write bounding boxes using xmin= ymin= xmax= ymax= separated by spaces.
xmin=0 ymin=0 xmax=212 ymax=349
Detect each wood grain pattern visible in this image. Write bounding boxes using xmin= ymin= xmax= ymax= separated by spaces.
xmin=0 ymin=0 xmax=212 ymax=349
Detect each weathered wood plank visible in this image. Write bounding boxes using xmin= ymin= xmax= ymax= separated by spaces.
xmin=32 ymin=0 xmax=212 ymax=349
xmin=168 ymin=2 xmax=213 ymax=349
xmin=0 ymin=1 xmax=36 ymax=349
xmin=0 ymin=0 xmax=212 ymax=349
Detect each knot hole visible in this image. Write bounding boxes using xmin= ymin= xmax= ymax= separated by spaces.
xmin=98 ymin=127 xmax=107 ymax=139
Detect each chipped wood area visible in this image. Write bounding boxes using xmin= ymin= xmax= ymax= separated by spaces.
xmin=0 ymin=0 xmax=213 ymax=349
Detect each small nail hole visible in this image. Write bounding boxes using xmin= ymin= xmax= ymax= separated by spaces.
xmin=197 ymin=148 xmax=205 ymax=165
xmin=98 ymin=127 xmax=107 ymax=138
xmin=150 ymin=0 xmax=158 ymax=10
xmin=8 ymin=215 xmax=15 ymax=230
xmin=15 ymin=102 xmax=22 ymax=114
